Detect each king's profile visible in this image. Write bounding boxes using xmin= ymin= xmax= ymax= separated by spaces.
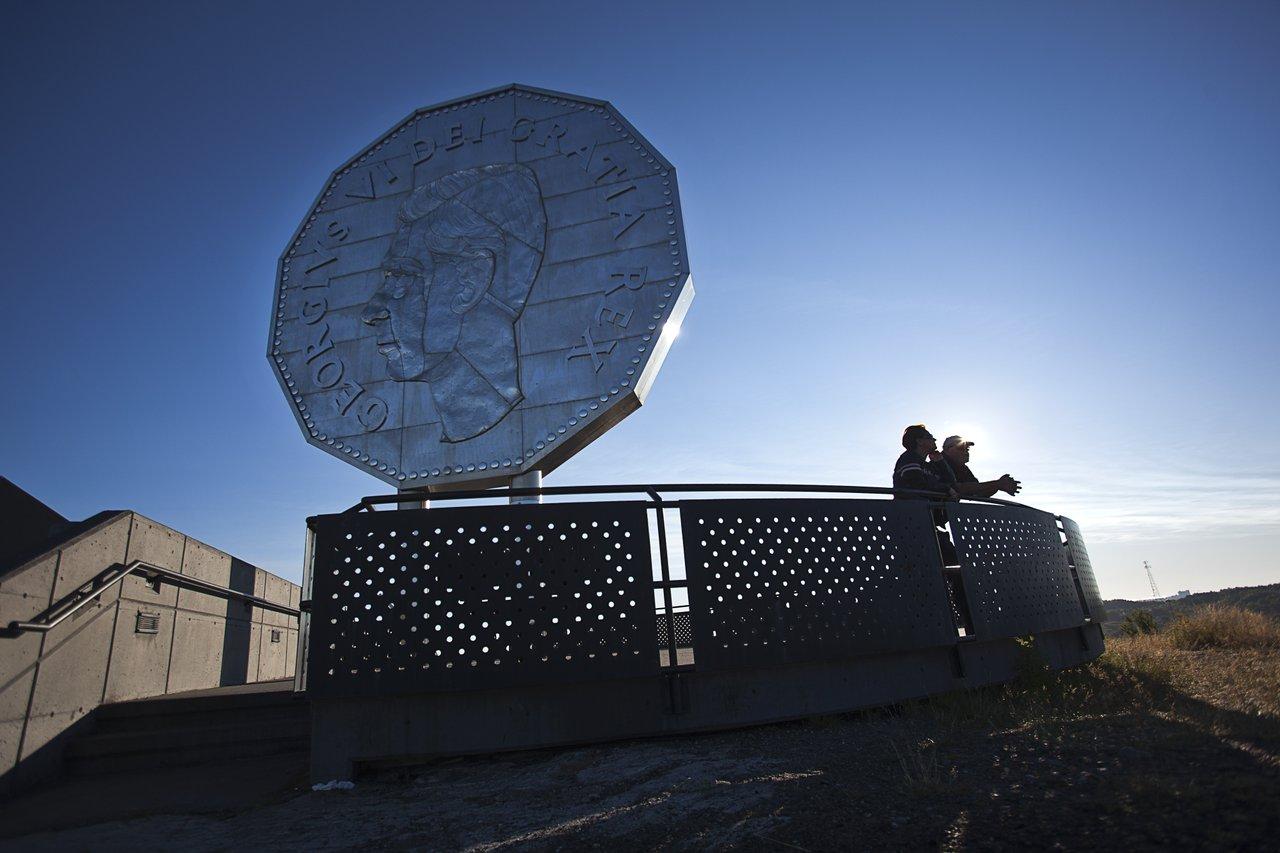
xmin=361 ymin=164 xmax=546 ymax=442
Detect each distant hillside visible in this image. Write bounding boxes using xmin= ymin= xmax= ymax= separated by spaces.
xmin=1101 ymin=582 xmax=1280 ymax=637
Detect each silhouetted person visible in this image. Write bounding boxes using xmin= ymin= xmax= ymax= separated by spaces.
xmin=893 ymin=425 xmax=954 ymax=499
xmin=894 ymin=424 xmax=959 ymax=567
xmin=933 ymin=436 xmax=1021 ymax=498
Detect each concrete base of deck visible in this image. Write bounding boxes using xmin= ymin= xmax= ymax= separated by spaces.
xmin=310 ymin=624 xmax=1104 ymax=782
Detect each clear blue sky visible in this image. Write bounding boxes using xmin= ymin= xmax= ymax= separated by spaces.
xmin=2 ymin=1 xmax=1277 ymax=600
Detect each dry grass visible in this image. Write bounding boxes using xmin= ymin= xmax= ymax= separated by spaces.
xmin=879 ymin=610 xmax=1280 ymax=844
xmin=1164 ymin=604 xmax=1280 ymax=650
xmin=1097 ymin=631 xmax=1178 ymax=687
xmin=909 ymin=607 xmax=1280 ymax=737
xmin=890 ymin=736 xmax=953 ymax=792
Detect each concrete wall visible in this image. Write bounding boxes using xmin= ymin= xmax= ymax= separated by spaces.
xmin=0 ymin=512 xmax=300 ymax=792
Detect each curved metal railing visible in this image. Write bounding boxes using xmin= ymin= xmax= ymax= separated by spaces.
xmin=306 ymin=483 xmax=1100 ymax=699
xmin=348 ymin=482 xmax=1033 ymax=512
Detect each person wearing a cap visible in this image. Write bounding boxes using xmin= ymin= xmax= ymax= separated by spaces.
xmin=933 ymin=436 xmax=1021 ymax=498
xmin=894 ymin=425 xmax=961 ymax=567
xmin=893 ymin=425 xmax=955 ymax=499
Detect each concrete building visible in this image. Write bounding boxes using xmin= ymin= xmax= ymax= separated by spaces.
xmin=0 ymin=478 xmax=300 ymax=794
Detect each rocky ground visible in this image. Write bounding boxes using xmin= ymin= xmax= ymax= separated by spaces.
xmin=5 ymin=637 xmax=1279 ymax=852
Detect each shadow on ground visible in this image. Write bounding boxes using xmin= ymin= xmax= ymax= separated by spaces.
xmin=4 ymin=646 xmax=1278 ymax=851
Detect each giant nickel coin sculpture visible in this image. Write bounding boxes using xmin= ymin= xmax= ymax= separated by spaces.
xmin=269 ymin=85 xmax=693 ymax=489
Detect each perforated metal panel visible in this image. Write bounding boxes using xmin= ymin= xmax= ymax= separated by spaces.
xmin=1060 ymin=516 xmax=1106 ymax=621
xmin=656 ymin=610 xmax=694 ymax=648
xmin=680 ymin=499 xmax=956 ymax=670
xmin=308 ymin=502 xmax=658 ymax=697
xmin=948 ymin=505 xmax=1083 ymax=638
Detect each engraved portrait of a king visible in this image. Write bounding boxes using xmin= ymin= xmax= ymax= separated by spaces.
xmin=361 ymin=164 xmax=546 ymax=442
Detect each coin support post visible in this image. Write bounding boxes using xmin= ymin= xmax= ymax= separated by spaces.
xmin=395 ymin=490 xmax=429 ymax=510
xmin=509 ymin=470 xmax=542 ymax=505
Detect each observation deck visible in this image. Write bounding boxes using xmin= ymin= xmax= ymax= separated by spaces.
xmin=301 ymin=484 xmax=1104 ymax=781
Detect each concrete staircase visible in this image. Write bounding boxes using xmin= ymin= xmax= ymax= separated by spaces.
xmin=65 ymin=681 xmax=309 ymax=775
xmin=0 ymin=680 xmax=310 ymax=839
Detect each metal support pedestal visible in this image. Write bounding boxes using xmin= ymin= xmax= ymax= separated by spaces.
xmin=510 ymin=470 xmax=542 ymax=505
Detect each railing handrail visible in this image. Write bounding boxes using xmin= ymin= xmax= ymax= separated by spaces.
xmin=4 ymin=560 xmax=301 ymax=636
xmin=347 ymin=482 xmax=1034 ymax=514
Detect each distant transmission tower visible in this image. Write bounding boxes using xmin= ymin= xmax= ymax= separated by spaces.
xmin=1144 ymin=561 xmax=1162 ymax=600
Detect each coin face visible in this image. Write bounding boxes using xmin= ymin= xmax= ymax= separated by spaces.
xmin=269 ymin=85 xmax=693 ymax=490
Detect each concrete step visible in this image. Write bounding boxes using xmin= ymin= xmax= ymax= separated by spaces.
xmin=56 ymin=679 xmax=312 ymax=777
xmin=68 ymin=676 xmax=312 ymax=778
xmin=94 ymin=679 xmax=301 ymax=721
xmin=92 ymin=679 xmax=308 ymax=735
xmin=66 ymin=727 xmax=309 ymax=776
xmin=93 ymin=701 xmax=309 ymax=735
xmin=68 ymin=718 xmax=309 ymax=760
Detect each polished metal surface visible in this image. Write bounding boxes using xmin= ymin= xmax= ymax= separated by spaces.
xmin=269 ymin=84 xmax=694 ymax=488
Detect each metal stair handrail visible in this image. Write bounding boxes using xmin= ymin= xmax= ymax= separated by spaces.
xmin=4 ymin=559 xmax=300 ymax=636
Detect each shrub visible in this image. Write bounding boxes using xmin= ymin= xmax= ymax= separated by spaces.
xmin=1164 ymin=604 xmax=1280 ymax=650
xmin=1119 ymin=610 xmax=1159 ymax=637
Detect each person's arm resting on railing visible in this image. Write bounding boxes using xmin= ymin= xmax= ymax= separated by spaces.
xmin=935 ymin=436 xmax=1021 ymax=498
xmin=951 ymin=475 xmax=1020 ymax=499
